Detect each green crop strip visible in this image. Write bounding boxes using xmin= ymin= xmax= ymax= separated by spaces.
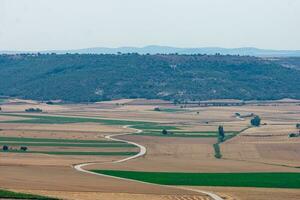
xmin=0 ymin=150 xmax=137 ymax=156
xmin=0 ymin=136 xmax=122 ymax=143
xmin=91 ymin=170 xmax=300 ymax=189
xmin=0 ymin=113 xmax=178 ymax=131
xmin=0 ymin=189 xmax=58 ymax=200
xmin=0 ymin=142 xmax=135 ymax=148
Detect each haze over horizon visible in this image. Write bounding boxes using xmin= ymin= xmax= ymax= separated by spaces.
xmin=0 ymin=0 xmax=300 ymax=51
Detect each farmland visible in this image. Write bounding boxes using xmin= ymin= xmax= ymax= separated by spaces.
xmin=92 ymin=170 xmax=300 ymax=189
xmin=0 ymin=98 xmax=300 ymax=200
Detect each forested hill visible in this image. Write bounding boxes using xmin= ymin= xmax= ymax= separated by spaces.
xmin=0 ymin=54 xmax=299 ymax=102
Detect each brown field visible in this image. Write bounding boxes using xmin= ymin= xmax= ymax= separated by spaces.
xmin=0 ymin=99 xmax=300 ymax=200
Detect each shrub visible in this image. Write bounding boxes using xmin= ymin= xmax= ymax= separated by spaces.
xmin=20 ymin=146 xmax=28 ymax=151
xmin=25 ymin=108 xmax=43 ymax=112
xmin=162 ymin=129 xmax=168 ymax=135
xmin=213 ymin=143 xmax=222 ymax=159
xmin=2 ymin=145 xmax=9 ymax=151
xmin=218 ymin=125 xmax=225 ymax=142
xmin=154 ymin=107 xmax=161 ymax=111
xmin=251 ymin=116 xmax=261 ymax=126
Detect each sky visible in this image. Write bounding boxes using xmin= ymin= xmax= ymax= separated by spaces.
xmin=0 ymin=0 xmax=299 ymax=51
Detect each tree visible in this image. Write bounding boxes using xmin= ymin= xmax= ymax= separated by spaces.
xmin=218 ymin=125 xmax=225 ymax=142
xmin=251 ymin=116 xmax=261 ymax=127
xmin=296 ymin=123 xmax=300 ymax=129
xmin=20 ymin=146 xmax=28 ymax=151
xmin=162 ymin=129 xmax=168 ymax=135
xmin=2 ymin=145 xmax=8 ymax=151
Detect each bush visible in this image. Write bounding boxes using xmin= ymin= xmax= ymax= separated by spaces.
xmin=20 ymin=146 xmax=28 ymax=151
xmin=218 ymin=125 xmax=225 ymax=142
xmin=162 ymin=129 xmax=168 ymax=135
xmin=154 ymin=107 xmax=161 ymax=111
xmin=2 ymin=145 xmax=8 ymax=151
xmin=25 ymin=108 xmax=43 ymax=112
xmin=251 ymin=116 xmax=261 ymax=126
xmin=213 ymin=143 xmax=222 ymax=159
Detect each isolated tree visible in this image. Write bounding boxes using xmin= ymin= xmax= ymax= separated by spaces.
xmin=296 ymin=123 xmax=300 ymax=129
xmin=251 ymin=116 xmax=261 ymax=127
xmin=162 ymin=129 xmax=168 ymax=135
xmin=218 ymin=125 xmax=225 ymax=142
xmin=2 ymin=145 xmax=8 ymax=151
xmin=20 ymin=146 xmax=28 ymax=151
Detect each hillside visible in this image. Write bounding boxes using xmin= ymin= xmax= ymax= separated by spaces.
xmin=0 ymin=54 xmax=300 ymax=102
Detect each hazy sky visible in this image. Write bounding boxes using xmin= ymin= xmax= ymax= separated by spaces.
xmin=0 ymin=0 xmax=299 ymax=51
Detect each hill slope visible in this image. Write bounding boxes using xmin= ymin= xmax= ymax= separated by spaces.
xmin=0 ymin=54 xmax=299 ymax=102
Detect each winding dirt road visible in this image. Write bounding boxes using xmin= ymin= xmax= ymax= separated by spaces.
xmin=74 ymin=125 xmax=224 ymax=200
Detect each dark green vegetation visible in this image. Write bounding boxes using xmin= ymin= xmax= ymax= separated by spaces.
xmin=218 ymin=125 xmax=225 ymax=142
xmin=0 ymin=142 xmax=135 ymax=148
xmin=0 ymin=54 xmax=300 ymax=102
xmin=251 ymin=116 xmax=261 ymax=126
xmin=153 ymin=108 xmax=186 ymax=113
xmin=25 ymin=108 xmax=43 ymax=113
xmin=91 ymin=170 xmax=300 ymax=189
xmin=0 ymin=136 xmax=122 ymax=143
xmin=135 ymin=130 xmax=238 ymax=138
xmin=213 ymin=143 xmax=222 ymax=159
xmin=0 ymin=189 xmax=58 ymax=200
xmin=0 ymin=150 xmax=137 ymax=156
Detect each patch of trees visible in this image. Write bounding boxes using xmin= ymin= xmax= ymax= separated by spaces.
xmin=0 ymin=54 xmax=300 ymax=102
xmin=251 ymin=116 xmax=261 ymax=127
xmin=289 ymin=133 xmax=299 ymax=138
xmin=2 ymin=145 xmax=28 ymax=151
xmin=25 ymin=108 xmax=43 ymax=113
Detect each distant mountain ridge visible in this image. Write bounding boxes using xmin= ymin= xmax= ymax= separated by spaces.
xmin=1 ymin=45 xmax=300 ymax=57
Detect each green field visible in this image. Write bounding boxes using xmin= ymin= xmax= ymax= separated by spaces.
xmin=134 ymin=130 xmax=238 ymax=138
xmin=0 ymin=189 xmax=57 ymax=200
xmin=1 ymin=150 xmax=137 ymax=156
xmin=0 ymin=136 xmax=122 ymax=143
xmin=0 ymin=113 xmax=177 ymax=131
xmin=91 ymin=170 xmax=300 ymax=189
xmin=0 ymin=142 xmax=135 ymax=148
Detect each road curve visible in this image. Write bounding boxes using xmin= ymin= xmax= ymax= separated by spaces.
xmin=73 ymin=125 xmax=224 ymax=200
